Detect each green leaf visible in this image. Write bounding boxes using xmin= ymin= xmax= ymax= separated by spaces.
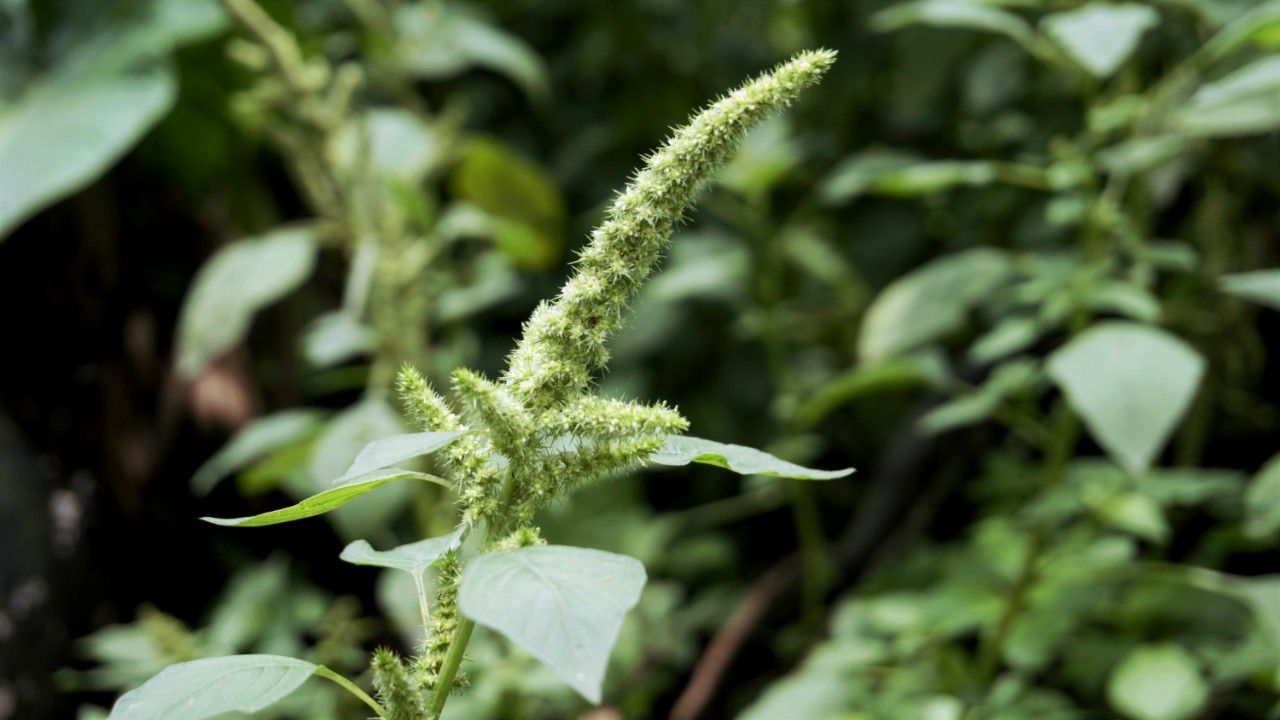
xmin=1047 ymin=322 xmax=1205 ymax=475
xmin=968 ymin=316 xmax=1041 ymax=364
xmin=1235 ymin=576 xmax=1280 ymax=652
xmin=794 ymin=351 xmax=950 ymax=428
xmin=1202 ymin=0 xmax=1280 ymax=61
xmin=1093 ymin=492 xmax=1170 ymax=544
xmin=871 ymin=0 xmax=1036 ymax=49
xmin=737 ymin=671 xmax=852 ymax=720
xmin=336 ymin=430 xmax=466 ymax=484
xmin=918 ymin=358 xmax=1039 ymax=434
xmin=106 ymin=655 xmax=319 ymax=720
xmin=1107 ymin=644 xmax=1208 ymax=720
xmin=175 ymin=226 xmax=319 ymax=377
xmin=304 ymin=397 xmax=405 ymax=541
xmin=1087 ymin=281 xmax=1162 ymax=322
xmin=650 ymin=435 xmax=853 ymax=479
xmin=1170 ymin=56 xmax=1280 ymax=136
xmin=340 ymin=527 xmax=466 ymax=577
xmin=859 ymin=248 xmax=1014 ymax=362
xmin=201 ymin=468 xmax=447 ymax=528
xmin=1245 ymin=453 xmax=1280 ymax=539
xmin=817 ymin=149 xmax=918 ymax=203
xmin=459 ymin=545 xmax=646 ymax=704
xmin=1097 ymin=136 xmax=1191 ymax=176
xmin=1220 ymin=269 xmax=1280 ymax=309
xmin=1042 ymin=4 xmax=1158 ymax=78
xmin=191 ymin=409 xmax=326 ymax=496
xmin=331 ymin=108 xmax=441 ymax=183
xmin=395 ymin=3 xmax=549 ymax=100
xmin=301 ymin=311 xmax=376 ymax=368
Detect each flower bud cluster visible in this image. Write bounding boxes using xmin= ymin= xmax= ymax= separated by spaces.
xmin=371 ymin=647 xmax=427 ymax=720
xmin=415 ymin=553 xmax=469 ymax=692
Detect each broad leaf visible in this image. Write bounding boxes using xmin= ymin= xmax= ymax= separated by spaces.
xmin=201 ymin=468 xmax=447 ymax=528
xmin=1042 ymin=4 xmax=1158 ymax=78
xmin=859 ymin=248 xmax=1014 ymax=362
xmin=340 ymin=527 xmax=466 ymax=577
xmin=106 ymin=655 xmax=318 ymax=720
xmin=331 ymin=108 xmax=441 ymax=182
xmin=336 ymin=430 xmax=466 ymax=485
xmin=649 ymin=435 xmax=853 ymax=480
xmin=1220 ymin=269 xmax=1280 ymax=309
xmin=871 ymin=0 xmax=1036 ymax=49
xmin=1106 ymin=644 xmax=1207 ymax=720
xmin=459 ymin=545 xmax=646 ymax=704
xmin=1170 ymin=56 xmax=1280 ymax=136
xmin=305 ymin=397 xmax=405 ymax=541
xmin=191 ymin=410 xmax=325 ymax=496
xmin=301 ymin=312 xmax=375 ymax=368
xmin=175 ymin=226 xmax=319 ymax=377
xmin=1047 ymin=323 xmax=1205 ymax=475
xmin=1245 ymin=453 xmax=1280 ymax=540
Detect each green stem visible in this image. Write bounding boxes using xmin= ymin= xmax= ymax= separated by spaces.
xmin=790 ymin=481 xmax=829 ymax=629
xmin=425 ymin=616 xmax=476 ymax=719
xmin=314 ymin=665 xmax=388 ymax=719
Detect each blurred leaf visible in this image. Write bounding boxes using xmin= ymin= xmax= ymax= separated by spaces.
xmin=175 ymin=226 xmax=320 ymax=378
xmin=1097 ymin=136 xmax=1191 ymax=175
xmin=919 ymin=358 xmax=1038 ymax=434
xmin=436 ymin=253 xmax=525 ymax=323
xmin=859 ymin=248 xmax=1014 ymax=362
xmin=1087 ymin=281 xmax=1161 ymax=322
xmin=718 ymin=115 xmax=801 ymax=195
xmin=818 ymin=149 xmax=918 ymax=203
xmin=1169 ymin=56 xmax=1280 ymax=136
xmin=649 ymin=435 xmax=854 ymax=479
xmin=335 ymin=430 xmax=466 ymax=484
xmin=204 ymin=559 xmax=290 ymax=654
xmin=1220 ymin=269 xmax=1280 ymax=309
xmin=1235 ymin=576 xmax=1280 ymax=653
xmin=106 ymin=655 xmax=319 ymax=720
xmin=395 ymin=2 xmax=549 ymax=101
xmin=737 ymin=671 xmax=851 ymax=720
xmin=795 ymin=351 xmax=950 ymax=428
xmin=1093 ymin=492 xmax=1170 ymax=543
xmin=1245 ymin=453 xmax=1280 ymax=539
xmin=1106 ymin=644 xmax=1207 ymax=720
xmin=459 ymin=545 xmax=646 ymax=704
xmin=306 ymin=397 xmax=406 ymax=541
xmin=302 ymin=311 xmax=377 ymax=369
xmin=1042 ymin=4 xmax=1158 ymax=78
xmin=191 ymin=409 xmax=326 ymax=496
xmin=340 ymin=527 xmax=466 ymax=577
xmin=451 ymin=136 xmax=565 ymax=269
xmin=872 ymin=0 xmax=1036 ymax=49
xmin=969 ymin=316 xmax=1041 ymax=364
xmin=201 ymin=467 xmax=447 ymax=528
xmin=1202 ymin=0 xmax=1280 ymax=61
xmin=1047 ymin=322 xmax=1205 ymax=475
xmin=331 ymin=108 xmax=441 ymax=183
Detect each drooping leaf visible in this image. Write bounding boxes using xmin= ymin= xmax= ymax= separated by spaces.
xmin=1169 ymin=56 xmax=1280 ymax=136
xmin=335 ymin=430 xmax=466 ymax=484
xmin=871 ymin=0 xmax=1036 ymax=49
xmin=1047 ymin=322 xmax=1205 ymax=475
xmin=175 ymin=226 xmax=320 ymax=377
xmin=201 ymin=468 xmax=447 ymax=528
xmin=459 ymin=546 xmax=646 ymax=704
xmin=1106 ymin=644 xmax=1208 ymax=720
xmin=395 ymin=3 xmax=549 ymax=100
xmin=859 ymin=248 xmax=1014 ymax=362
xmin=1220 ymin=269 xmax=1280 ymax=309
xmin=191 ymin=409 xmax=326 ymax=495
xmin=340 ymin=526 xmax=467 ymax=577
xmin=106 ymin=655 xmax=319 ymax=720
xmin=649 ymin=435 xmax=853 ymax=480
xmin=1244 ymin=453 xmax=1280 ymax=539
xmin=1042 ymin=4 xmax=1158 ymax=78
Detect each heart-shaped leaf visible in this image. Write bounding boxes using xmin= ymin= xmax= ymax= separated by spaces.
xmin=336 ymin=430 xmax=466 ymax=484
xmin=106 ymin=655 xmax=319 ymax=720
xmin=459 ymin=546 xmax=646 ymax=703
xmin=649 ymin=435 xmax=853 ymax=480
xmin=1042 ymin=4 xmax=1158 ymax=78
xmin=1047 ymin=322 xmax=1205 ymax=475
xmin=340 ymin=526 xmax=467 ymax=577
xmin=201 ymin=468 xmax=447 ymax=527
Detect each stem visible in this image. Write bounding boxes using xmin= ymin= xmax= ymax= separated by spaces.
xmin=314 ymin=666 xmax=388 ymax=719
xmin=790 ymin=482 xmax=829 ymax=629
xmin=425 ymin=616 xmax=476 ymax=719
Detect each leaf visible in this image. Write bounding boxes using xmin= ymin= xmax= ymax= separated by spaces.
xmin=1087 ymin=281 xmax=1162 ymax=322
xmin=301 ymin=311 xmax=376 ymax=368
xmin=1093 ymin=492 xmax=1170 ymax=544
xmin=918 ymin=358 xmax=1039 ymax=434
xmin=1047 ymin=323 xmax=1205 ymax=475
xmin=395 ymin=3 xmax=549 ymax=100
xmin=818 ymin=153 xmax=1008 ymax=203
xmin=649 ymin=435 xmax=853 ymax=479
xmin=335 ymin=430 xmax=466 ymax=484
xmin=1220 ymin=269 xmax=1280 ymax=309
xmin=871 ymin=0 xmax=1036 ymax=49
xmin=859 ymin=248 xmax=1014 ymax=362
xmin=341 ymin=527 xmax=466 ymax=577
xmin=106 ymin=655 xmax=319 ymax=720
xmin=1042 ymin=4 xmax=1158 ymax=78
xmin=1097 ymin=136 xmax=1191 ymax=176
xmin=1169 ymin=56 xmax=1280 ymax=136
xmin=968 ymin=316 xmax=1041 ymax=364
xmin=1107 ymin=644 xmax=1208 ymax=720
xmin=459 ymin=546 xmax=646 ymax=704
xmin=191 ymin=409 xmax=326 ymax=496
xmin=201 ymin=468 xmax=447 ymax=528
xmin=175 ymin=226 xmax=319 ymax=377
xmin=737 ymin=671 xmax=852 ymax=720
xmin=1202 ymin=0 xmax=1280 ymax=61
xmin=330 ymin=108 xmax=441 ymax=183
xmin=817 ymin=149 xmax=918 ymax=203
xmin=794 ymin=351 xmax=950 ymax=428
xmin=1235 ymin=576 xmax=1280 ymax=652
xmin=305 ymin=397 xmax=405 ymax=541
xmin=1245 ymin=453 xmax=1280 ymax=539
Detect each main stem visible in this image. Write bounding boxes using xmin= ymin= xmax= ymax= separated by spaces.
xmin=425 ymin=615 xmax=476 ymax=718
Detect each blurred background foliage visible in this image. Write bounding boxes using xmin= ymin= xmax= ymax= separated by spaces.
xmin=2 ymin=0 xmax=1280 ymax=718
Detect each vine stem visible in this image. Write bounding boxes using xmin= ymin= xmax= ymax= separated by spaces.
xmin=425 ymin=616 xmax=476 ymax=718
xmin=314 ymin=666 xmax=388 ymax=719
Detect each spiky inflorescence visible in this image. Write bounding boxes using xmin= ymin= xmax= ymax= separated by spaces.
xmin=415 ymin=553 xmax=469 ymax=692
xmin=371 ymin=647 xmax=427 ymax=720
xmin=542 ymin=396 xmax=688 ymax=440
xmin=502 ymin=49 xmax=837 ymax=412
xmin=397 ymin=363 xmax=462 ymax=433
